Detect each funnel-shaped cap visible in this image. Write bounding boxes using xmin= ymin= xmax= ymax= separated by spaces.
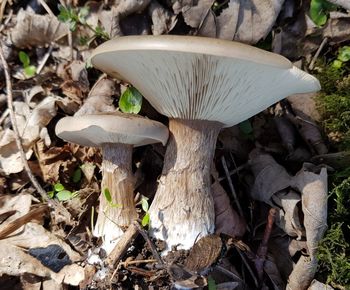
xmin=91 ymin=36 xmax=320 ymax=127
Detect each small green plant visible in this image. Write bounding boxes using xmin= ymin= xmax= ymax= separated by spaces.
xmin=103 ymin=188 xmax=121 ymax=208
xmin=140 ymin=196 xmax=150 ymax=227
xmin=309 ymin=0 xmax=336 ymax=27
xmin=332 ymin=46 xmax=350 ymax=69
xmin=47 ymin=182 xmax=78 ymax=201
xmin=207 ymin=276 xmax=217 ymax=290
xmin=58 ymin=5 xmax=109 ymax=41
xmin=18 ymin=51 xmax=36 ymax=77
xmin=72 ymin=167 xmax=82 ymax=183
xmin=119 ymin=87 xmax=143 ymax=114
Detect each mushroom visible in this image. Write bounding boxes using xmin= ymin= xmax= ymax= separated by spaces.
xmin=55 ymin=112 xmax=168 ymax=253
xmin=90 ymin=35 xmax=321 ymax=251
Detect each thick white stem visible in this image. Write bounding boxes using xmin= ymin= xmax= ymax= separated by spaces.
xmin=94 ymin=143 xmax=137 ymax=253
xmin=149 ymin=119 xmax=222 ymax=252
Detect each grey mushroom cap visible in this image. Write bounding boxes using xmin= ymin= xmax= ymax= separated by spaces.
xmin=91 ymin=35 xmax=321 ymax=127
xmin=55 ymin=113 xmax=169 ymax=147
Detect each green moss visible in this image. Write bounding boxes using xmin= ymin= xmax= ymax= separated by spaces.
xmin=316 ymin=63 xmax=350 ymax=149
xmin=315 ymin=61 xmax=350 ymax=288
xmin=317 ymin=223 xmax=350 ymax=286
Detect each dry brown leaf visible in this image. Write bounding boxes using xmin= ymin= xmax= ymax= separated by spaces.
xmin=286 ymin=256 xmax=318 ymax=290
xmin=0 ymin=128 xmax=33 ymax=175
xmin=285 ymin=104 xmax=327 ymax=155
xmin=307 ymin=280 xmax=334 ymax=290
xmin=292 ymin=164 xmax=328 ymax=258
xmin=211 ymin=171 xmax=246 ymax=238
xmin=218 ymin=0 xmax=284 ymax=43
xmin=249 ymin=149 xmax=292 ymax=202
xmin=0 ymin=194 xmax=83 ymax=285
xmin=264 ymin=256 xmax=285 ymax=290
xmin=148 ymin=0 xmax=177 ymax=35
xmin=288 ymin=93 xmax=321 ymax=122
xmin=10 ymin=9 xmax=69 ymax=48
xmin=75 ymin=78 xmax=116 ymax=116
xmin=273 ymin=190 xmax=305 ymax=239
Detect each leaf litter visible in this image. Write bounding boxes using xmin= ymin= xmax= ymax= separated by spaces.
xmin=0 ymin=0 xmax=346 ymax=289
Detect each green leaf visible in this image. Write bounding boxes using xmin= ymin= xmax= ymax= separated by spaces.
xmin=119 ymin=87 xmax=143 ymax=114
xmin=72 ymin=167 xmax=82 ymax=183
xmin=24 ymin=65 xmax=36 ymax=77
xmin=337 ymin=46 xmax=350 ymax=62
xmin=141 ymin=212 xmax=150 ymax=227
xmin=19 ymin=51 xmax=30 ymax=67
xmin=332 ymin=59 xmax=343 ymax=69
xmin=57 ymin=5 xmax=71 ymax=22
xmin=141 ymin=197 xmax=149 ymax=212
xmin=69 ymin=20 xmax=77 ymax=32
xmin=208 ymin=276 xmax=217 ymax=290
xmin=104 ymin=188 xmax=112 ymax=203
xmin=47 ymin=191 xmax=55 ymax=198
xmin=239 ymin=119 xmax=253 ymax=135
xmin=78 ymin=6 xmax=89 ymax=23
xmin=56 ymin=190 xmax=73 ymax=201
xmin=54 ymin=183 xmax=65 ymax=192
xmin=310 ymin=0 xmax=333 ymax=27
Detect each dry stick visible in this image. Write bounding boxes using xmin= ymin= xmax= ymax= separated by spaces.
xmin=0 ymin=44 xmax=66 ymax=213
xmin=37 ymin=0 xmax=55 ymax=17
xmin=120 ymin=259 xmax=157 ymax=267
xmin=254 ymin=207 xmax=277 ymax=282
xmin=36 ymin=43 xmax=54 ymax=74
xmin=134 ymin=222 xmax=164 ymax=265
xmin=221 ymin=156 xmax=244 ymax=217
xmin=106 ymin=221 xmax=139 ymax=268
xmin=309 ymin=37 xmax=328 ymax=70
xmin=218 ymin=163 xmax=247 ymax=181
xmin=0 ymin=205 xmax=48 ymax=239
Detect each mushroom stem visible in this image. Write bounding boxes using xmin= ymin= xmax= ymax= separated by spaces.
xmin=94 ymin=143 xmax=138 ymax=253
xmin=149 ymin=119 xmax=222 ymax=251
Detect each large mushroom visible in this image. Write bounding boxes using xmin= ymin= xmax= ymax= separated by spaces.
xmin=90 ymin=35 xmax=321 ymax=251
xmin=55 ymin=112 xmax=168 ymax=253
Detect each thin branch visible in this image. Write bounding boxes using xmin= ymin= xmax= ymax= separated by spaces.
xmin=37 ymin=0 xmax=55 ymax=17
xmin=309 ymin=37 xmax=328 ymax=70
xmin=221 ymin=156 xmax=244 ymax=217
xmin=134 ymin=222 xmax=164 ymax=265
xmin=0 ymin=43 xmax=66 ymax=213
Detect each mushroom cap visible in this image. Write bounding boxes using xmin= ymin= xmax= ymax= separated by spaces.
xmin=55 ymin=112 xmax=169 ymax=147
xmin=91 ymin=35 xmax=321 ymax=127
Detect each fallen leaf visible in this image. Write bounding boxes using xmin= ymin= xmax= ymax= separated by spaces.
xmin=75 ymin=78 xmax=116 ymax=116
xmin=249 ymin=149 xmax=292 ymax=202
xmin=307 ymin=280 xmax=334 ymax=290
xmin=148 ymin=0 xmax=177 ymax=35
xmin=10 ymin=9 xmax=69 ymax=48
xmin=273 ymin=190 xmax=305 ymax=239
xmin=211 ymin=170 xmax=246 ymax=238
xmin=286 ymin=256 xmax=318 ymax=290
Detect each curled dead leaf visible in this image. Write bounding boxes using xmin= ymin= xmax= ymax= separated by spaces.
xmin=10 ymin=10 xmax=69 ymax=48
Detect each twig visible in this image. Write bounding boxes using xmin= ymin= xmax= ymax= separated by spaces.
xmin=221 ymin=156 xmax=244 ymax=217
xmin=0 ymin=43 xmax=66 ymax=213
xmin=127 ymin=266 xmax=157 ymax=277
xmin=36 ymin=43 xmax=54 ymax=74
xmin=309 ymin=37 xmax=328 ymax=70
xmin=106 ymin=221 xmax=139 ymax=268
xmin=58 ymin=0 xmax=73 ymax=60
xmin=254 ymin=207 xmax=277 ymax=282
xmin=218 ymin=163 xmax=247 ymax=181
xmin=134 ymin=222 xmax=164 ymax=265
xmin=120 ymin=258 xmax=157 ymax=267
xmin=37 ymin=0 xmax=55 ymax=17
xmin=0 ymin=205 xmax=48 ymax=239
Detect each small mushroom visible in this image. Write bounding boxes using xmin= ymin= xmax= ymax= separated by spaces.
xmin=90 ymin=35 xmax=321 ymax=251
xmin=55 ymin=112 xmax=168 ymax=253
